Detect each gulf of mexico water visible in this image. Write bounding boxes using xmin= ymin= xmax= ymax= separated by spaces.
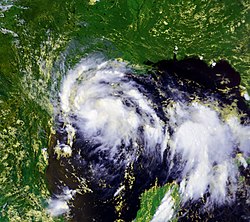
xmin=0 ymin=0 xmax=249 ymax=221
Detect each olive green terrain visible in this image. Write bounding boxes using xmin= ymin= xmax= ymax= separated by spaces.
xmin=0 ymin=0 xmax=249 ymax=221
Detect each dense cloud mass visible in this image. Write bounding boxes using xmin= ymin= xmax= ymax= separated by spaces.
xmin=47 ymin=55 xmax=250 ymax=222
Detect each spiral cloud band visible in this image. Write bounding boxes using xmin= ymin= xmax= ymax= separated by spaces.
xmin=47 ymin=55 xmax=250 ymax=221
